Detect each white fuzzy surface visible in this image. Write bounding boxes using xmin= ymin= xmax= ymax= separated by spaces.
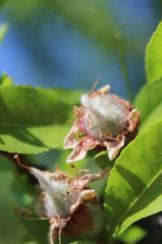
xmin=81 ymin=94 xmax=128 ymax=139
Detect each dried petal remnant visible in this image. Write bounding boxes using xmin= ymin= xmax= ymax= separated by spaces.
xmin=64 ymin=85 xmax=140 ymax=162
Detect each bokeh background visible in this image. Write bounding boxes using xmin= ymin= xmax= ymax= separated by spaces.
xmin=0 ymin=0 xmax=162 ymax=243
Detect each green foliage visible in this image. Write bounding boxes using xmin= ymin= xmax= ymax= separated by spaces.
xmin=17 ymin=218 xmax=48 ymax=244
xmin=0 ymin=86 xmax=81 ymax=154
xmin=0 ymin=23 xmax=9 ymax=42
xmin=94 ymin=151 xmax=113 ymax=169
xmin=0 ymin=0 xmax=6 ymax=8
xmin=145 ymin=21 xmax=162 ymax=83
xmin=0 ymin=73 xmax=13 ymax=86
xmin=118 ymin=225 xmax=146 ymax=243
xmin=134 ymin=78 xmax=162 ymax=122
xmin=104 ymin=120 xmax=162 ymax=242
xmin=0 ymin=157 xmax=28 ymax=243
xmin=140 ymin=103 xmax=162 ymax=132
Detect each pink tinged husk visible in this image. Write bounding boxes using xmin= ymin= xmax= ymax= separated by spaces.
xmin=66 ymin=136 xmax=98 ymax=163
xmin=64 ymin=84 xmax=140 ymax=162
xmin=64 ymin=122 xmax=80 ymax=149
xmin=28 ymin=166 xmax=108 ymax=244
xmin=128 ymin=108 xmax=141 ymax=132
xmin=104 ymin=137 xmax=126 ymax=160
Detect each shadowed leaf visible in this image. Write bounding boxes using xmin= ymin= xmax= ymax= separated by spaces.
xmin=104 ymin=120 xmax=162 ymax=242
xmin=0 ymin=86 xmax=82 ymax=154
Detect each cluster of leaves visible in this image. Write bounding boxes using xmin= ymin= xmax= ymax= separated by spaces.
xmin=1 ymin=14 xmax=162 ymax=243
xmin=103 ymin=21 xmax=162 ymax=243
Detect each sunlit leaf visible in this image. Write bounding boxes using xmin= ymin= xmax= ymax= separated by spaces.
xmin=0 ymin=23 xmax=9 ymax=42
xmin=118 ymin=225 xmax=146 ymax=243
xmin=145 ymin=21 xmax=162 ymax=83
xmin=134 ymin=78 xmax=162 ymax=122
xmin=140 ymin=103 xmax=162 ymax=132
xmin=104 ymin=120 xmax=162 ymax=241
xmin=0 ymin=73 xmax=13 ymax=86
xmin=0 ymin=86 xmax=82 ymax=154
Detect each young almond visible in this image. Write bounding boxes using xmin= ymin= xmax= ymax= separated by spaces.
xmin=14 ymin=156 xmax=108 ymax=244
xmin=64 ymin=85 xmax=140 ymax=162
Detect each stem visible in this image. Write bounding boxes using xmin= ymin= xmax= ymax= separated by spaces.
xmin=0 ymin=152 xmax=39 ymax=185
xmin=114 ymin=31 xmax=133 ymax=101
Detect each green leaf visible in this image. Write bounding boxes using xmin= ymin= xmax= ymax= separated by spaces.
xmin=0 ymin=154 xmax=13 ymax=172
xmin=0 ymin=23 xmax=9 ymax=42
xmin=118 ymin=225 xmax=146 ymax=243
xmin=134 ymin=78 xmax=162 ymax=122
xmin=0 ymin=85 xmax=82 ymax=154
xmin=94 ymin=151 xmax=113 ymax=169
xmin=17 ymin=218 xmax=48 ymax=244
xmin=104 ymin=120 xmax=162 ymax=242
xmin=145 ymin=21 xmax=162 ymax=83
xmin=0 ymin=162 xmax=28 ymax=243
xmin=140 ymin=103 xmax=162 ymax=132
xmin=0 ymin=73 xmax=13 ymax=86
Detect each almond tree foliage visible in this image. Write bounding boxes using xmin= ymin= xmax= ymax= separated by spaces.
xmin=1 ymin=6 xmax=162 ymax=244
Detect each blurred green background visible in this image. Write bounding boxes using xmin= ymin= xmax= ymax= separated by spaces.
xmin=0 ymin=0 xmax=162 ymax=243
